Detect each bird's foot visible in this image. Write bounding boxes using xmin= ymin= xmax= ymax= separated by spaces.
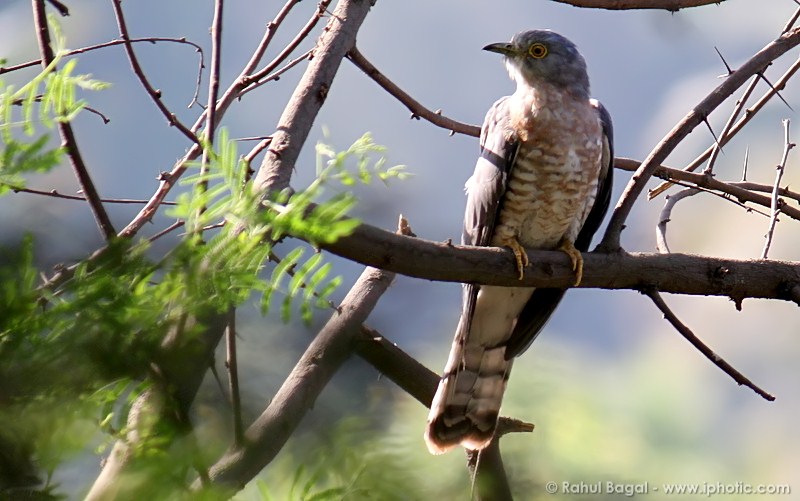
xmin=506 ymin=237 xmax=529 ymax=280
xmin=558 ymin=238 xmax=583 ymax=286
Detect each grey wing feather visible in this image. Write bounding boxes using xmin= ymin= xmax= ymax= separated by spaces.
xmin=504 ymin=99 xmax=614 ymax=359
xmin=459 ymin=97 xmax=519 ymax=339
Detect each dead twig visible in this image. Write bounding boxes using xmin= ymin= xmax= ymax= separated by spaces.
xmin=656 ymin=188 xmax=701 ymax=254
xmin=761 ymin=119 xmax=795 ymax=259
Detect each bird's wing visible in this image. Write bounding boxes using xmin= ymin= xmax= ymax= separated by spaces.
xmin=504 ymin=99 xmax=614 ymax=359
xmin=459 ymin=97 xmax=519 ymax=337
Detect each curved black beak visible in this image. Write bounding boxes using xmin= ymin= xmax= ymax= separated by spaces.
xmin=482 ymin=42 xmax=516 ymax=56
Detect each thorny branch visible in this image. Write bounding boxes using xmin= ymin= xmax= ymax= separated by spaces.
xmin=761 ymin=119 xmax=795 ymax=259
xmin=617 ymin=158 xmax=800 ymax=222
xmin=600 ymin=27 xmax=800 ymax=252
xmin=649 ymin=10 xmax=800 ymax=199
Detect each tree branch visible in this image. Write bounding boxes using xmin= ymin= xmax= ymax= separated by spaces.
xmin=551 ymin=0 xmax=728 ymax=10
xmin=0 ymin=37 xmax=204 ymax=76
xmin=251 ymin=0 xmax=373 ymax=197
xmin=242 ymin=0 xmax=333 ymax=89
xmin=313 ymin=220 xmax=800 ymax=304
xmin=110 ymin=0 xmax=200 ymax=145
xmin=643 ymin=289 xmax=775 ymax=401
xmin=31 ymin=0 xmax=117 ymax=241
xmin=615 ymin=157 xmax=800 ymax=222
xmin=201 ymin=266 xmax=395 ymax=490
xmin=761 ymin=118 xmax=794 ymax=259
xmin=347 ymin=46 xmax=481 ymax=137
xmin=599 ymin=27 xmax=800 ymax=252
xmin=649 ymin=53 xmax=800 ymax=199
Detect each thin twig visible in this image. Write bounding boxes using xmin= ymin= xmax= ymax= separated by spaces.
xmin=195 ymin=0 xmax=225 ymax=232
xmin=347 ymin=46 xmax=481 ymax=137
xmin=148 ymin=220 xmax=185 ymax=243
xmin=702 ymin=75 xmax=758 ymax=176
xmin=600 ymin=27 xmax=800 ymax=252
xmin=237 ymin=49 xmax=313 ymax=99
xmin=45 ymin=0 xmax=68 ymax=15
xmin=3 ymin=183 xmax=178 ymax=205
xmin=117 ymin=1 xmax=326 ymax=239
xmin=242 ymin=0 xmax=333 ymax=89
xmin=656 ymin=188 xmax=701 ymax=254
xmin=0 ymin=37 xmax=204 ymax=76
xmin=761 ymin=119 xmax=795 ymax=259
xmin=643 ymin=289 xmax=775 ymax=401
xmin=782 ymin=5 xmax=800 ymax=34
xmin=202 ymin=266 xmax=395 ymax=489
xmin=110 ymin=0 xmax=200 ymax=145
xmin=31 ymin=0 xmax=117 ymax=241
xmin=617 ymin=157 xmax=800 ymax=221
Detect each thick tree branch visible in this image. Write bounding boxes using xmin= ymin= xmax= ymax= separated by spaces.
xmin=201 ymin=266 xmax=395 ymax=490
xmin=314 ymin=221 xmax=800 ymax=304
xmin=551 ymin=0 xmax=728 ymax=10
xmin=252 ymin=0 xmax=373 ymax=197
xmin=599 ymin=27 xmax=800 ymax=252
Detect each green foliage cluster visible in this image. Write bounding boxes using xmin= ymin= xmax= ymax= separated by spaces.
xmin=0 ymin=18 xmax=408 ymax=496
xmin=0 ymin=14 xmax=108 ymax=195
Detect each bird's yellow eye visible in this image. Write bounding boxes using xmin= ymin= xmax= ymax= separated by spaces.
xmin=528 ymin=43 xmax=548 ymax=59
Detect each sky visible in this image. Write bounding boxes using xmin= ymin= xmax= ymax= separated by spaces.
xmin=1 ymin=0 xmax=799 ymax=498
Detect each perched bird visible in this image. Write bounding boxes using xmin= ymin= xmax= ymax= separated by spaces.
xmin=424 ymin=30 xmax=614 ymax=454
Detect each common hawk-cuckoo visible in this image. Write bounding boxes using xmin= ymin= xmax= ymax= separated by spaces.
xmin=425 ymin=30 xmax=614 ymax=454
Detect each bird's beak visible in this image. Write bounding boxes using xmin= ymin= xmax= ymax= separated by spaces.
xmin=482 ymin=42 xmax=516 ymax=56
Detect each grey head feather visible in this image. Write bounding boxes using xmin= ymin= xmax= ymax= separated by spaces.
xmin=484 ymin=30 xmax=590 ymax=100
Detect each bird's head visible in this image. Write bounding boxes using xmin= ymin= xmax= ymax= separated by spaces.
xmin=483 ymin=30 xmax=590 ymax=99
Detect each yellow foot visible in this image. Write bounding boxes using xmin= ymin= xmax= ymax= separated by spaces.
xmin=558 ymin=239 xmax=583 ymax=286
xmin=506 ymin=237 xmax=529 ymax=280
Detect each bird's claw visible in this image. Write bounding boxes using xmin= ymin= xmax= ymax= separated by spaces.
xmin=506 ymin=237 xmax=529 ymax=280
xmin=558 ymin=239 xmax=583 ymax=286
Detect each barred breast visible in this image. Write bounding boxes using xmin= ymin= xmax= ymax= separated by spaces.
xmin=492 ymin=82 xmax=603 ymax=251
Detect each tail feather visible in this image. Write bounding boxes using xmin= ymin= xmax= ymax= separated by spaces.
xmin=425 ymin=342 xmax=512 ymax=454
xmin=425 ymin=286 xmax=531 ymax=454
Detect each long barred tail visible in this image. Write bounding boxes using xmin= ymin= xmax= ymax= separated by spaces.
xmin=424 ymin=313 xmax=513 ymax=454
